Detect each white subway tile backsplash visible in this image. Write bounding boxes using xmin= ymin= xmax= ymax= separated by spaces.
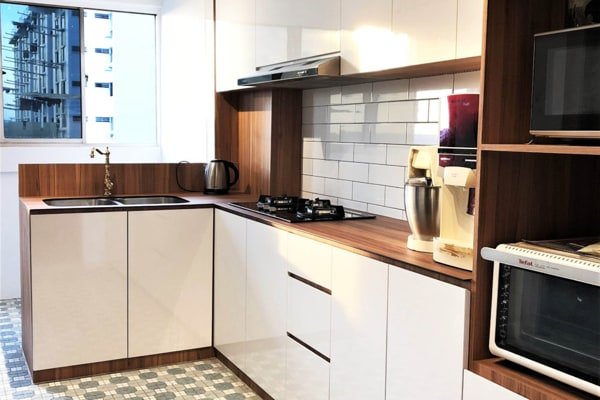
xmin=386 ymin=145 xmax=411 ymax=166
xmin=429 ymin=99 xmax=440 ymax=122
xmin=453 ymin=71 xmax=480 ymax=94
xmin=303 ymin=140 xmax=326 ymax=159
xmin=324 ymin=178 xmax=353 ymax=199
xmin=304 ymin=124 xmax=341 ymax=142
xmin=303 ymin=87 xmax=342 ymax=106
xmin=339 ymin=162 xmax=369 ymax=182
xmin=341 ymin=83 xmax=373 ymax=104
xmin=409 ymin=75 xmax=454 ymax=99
xmin=313 ymin=159 xmax=339 ymax=178
xmin=365 ymin=102 xmax=389 ymax=123
xmin=341 ymin=124 xmax=370 ymax=143
xmin=354 ymin=144 xmax=387 ymax=164
xmin=353 ymin=182 xmax=385 ymax=205
xmin=302 ymin=106 xmax=329 ymax=124
xmin=302 ymin=158 xmax=313 ymax=175
xmin=338 ymin=198 xmax=368 ymax=211
xmin=407 ymin=123 xmax=440 ymax=145
xmin=329 ymin=104 xmax=356 ymax=124
xmin=367 ymin=204 xmax=406 ymax=219
xmin=372 ymin=79 xmax=409 ymax=102
xmin=369 ymin=164 xmax=404 ymax=187
xmin=326 ymin=142 xmax=354 ymax=161
xmin=389 ymin=100 xmax=429 ymax=122
xmin=385 ymin=187 xmax=405 ymax=209
xmin=302 ymin=175 xmax=325 ymax=194
xmin=371 ymin=123 xmax=407 ymax=144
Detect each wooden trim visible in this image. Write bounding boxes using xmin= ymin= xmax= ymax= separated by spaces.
xmin=473 ymin=359 xmax=598 ymax=400
xmin=481 ymin=143 xmax=600 ymax=156
xmin=215 ymin=349 xmax=274 ymax=400
xmin=287 ymin=272 xmax=331 ymax=295
xmin=286 ymin=332 xmax=331 ymax=363
xmin=30 ymin=347 xmax=215 ymax=383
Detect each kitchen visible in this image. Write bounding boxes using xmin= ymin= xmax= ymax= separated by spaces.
xmin=2 ymin=0 xmax=600 ymax=400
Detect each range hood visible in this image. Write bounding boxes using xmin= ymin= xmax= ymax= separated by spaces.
xmin=237 ymin=55 xmax=351 ymax=88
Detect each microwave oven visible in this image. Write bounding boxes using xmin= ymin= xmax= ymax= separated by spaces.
xmin=530 ymin=24 xmax=600 ymax=139
xmin=481 ymin=241 xmax=599 ymax=396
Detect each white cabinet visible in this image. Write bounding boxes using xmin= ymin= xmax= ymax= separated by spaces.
xmin=462 ymin=370 xmax=527 ymax=400
xmin=30 ymin=212 xmax=128 ymax=370
xmin=285 ymin=336 xmax=330 ymax=400
xmin=215 ymin=0 xmax=256 ymax=92
xmin=456 ymin=0 xmax=484 ymax=58
xmin=392 ymin=0 xmax=457 ymax=66
xmin=330 ymin=248 xmax=388 ymax=400
xmin=287 ymin=232 xmax=332 ymax=289
xmin=128 ymin=209 xmax=213 ymax=357
xmin=245 ymin=220 xmax=288 ymax=399
xmin=386 ymin=267 xmax=469 ymax=400
xmin=255 ymin=0 xmax=340 ymax=67
xmin=214 ymin=209 xmax=247 ymax=369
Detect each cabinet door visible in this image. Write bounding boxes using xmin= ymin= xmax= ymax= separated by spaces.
xmin=330 ymin=248 xmax=388 ymax=400
xmin=128 ymin=208 xmax=213 ymax=357
xmin=462 ymin=370 xmax=527 ymax=400
xmin=392 ymin=0 xmax=457 ymax=66
xmin=214 ymin=210 xmax=247 ymax=369
xmin=285 ymin=336 xmax=330 ymax=400
xmin=255 ymin=0 xmax=340 ymax=67
xmin=386 ymin=267 xmax=469 ymax=400
xmin=215 ymin=0 xmax=256 ymax=92
xmin=456 ymin=0 xmax=483 ymax=58
xmin=245 ymin=220 xmax=287 ymax=399
xmin=340 ymin=0 xmax=396 ymax=74
xmin=30 ymin=212 xmax=127 ymax=370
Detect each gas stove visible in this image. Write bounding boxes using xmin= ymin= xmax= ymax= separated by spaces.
xmin=231 ymin=195 xmax=376 ymax=223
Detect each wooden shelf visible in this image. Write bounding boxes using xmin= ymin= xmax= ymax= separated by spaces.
xmin=472 ymin=359 xmax=597 ymax=400
xmin=480 ymin=143 xmax=600 ymax=156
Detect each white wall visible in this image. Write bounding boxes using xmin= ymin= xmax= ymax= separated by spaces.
xmin=0 ymin=0 xmax=215 ymax=300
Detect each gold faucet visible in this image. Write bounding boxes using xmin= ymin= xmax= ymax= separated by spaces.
xmin=90 ymin=146 xmax=114 ymax=196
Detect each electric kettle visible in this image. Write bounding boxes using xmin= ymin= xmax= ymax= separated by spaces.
xmin=204 ymin=160 xmax=239 ymax=194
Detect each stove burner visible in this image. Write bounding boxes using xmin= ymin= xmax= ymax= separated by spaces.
xmin=296 ymin=198 xmax=345 ymax=220
xmin=257 ymin=194 xmax=301 ymax=212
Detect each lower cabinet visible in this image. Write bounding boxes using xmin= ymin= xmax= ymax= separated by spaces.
xmin=30 ymin=212 xmax=128 ymax=370
xmin=462 ymin=370 xmax=527 ymax=400
xmin=330 ymin=248 xmax=389 ymax=400
xmin=285 ymin=336 xmax=330 ymax=400
xmin=128 ymin=209 xmax=213 ymax=357
xmin=386 ymin=267 xmax=469 ymax=400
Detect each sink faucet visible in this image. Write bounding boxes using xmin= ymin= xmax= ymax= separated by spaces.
xmin=90 ymin=146 xmax=114 ymax=196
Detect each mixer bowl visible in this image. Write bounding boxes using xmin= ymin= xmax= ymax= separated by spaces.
xmin=404 ymin=184 xmax=440 ymax=240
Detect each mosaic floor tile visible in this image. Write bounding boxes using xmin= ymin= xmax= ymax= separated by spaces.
xmin=0 ymin=299 xmax=260 ymax=400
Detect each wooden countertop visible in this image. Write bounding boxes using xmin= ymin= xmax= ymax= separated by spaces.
xmin=21 ymin=193 xmax=472 ymax=288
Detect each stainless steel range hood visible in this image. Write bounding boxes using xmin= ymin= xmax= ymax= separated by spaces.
xmin=237 ymin=54 xmax=345 ymax=88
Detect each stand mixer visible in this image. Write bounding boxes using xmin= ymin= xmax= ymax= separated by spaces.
xmin=404 ymin=146 xmax=441 ymax=253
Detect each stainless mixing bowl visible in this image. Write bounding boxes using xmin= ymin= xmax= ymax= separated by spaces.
xmin=404 ymin=184 xmax=440 ymax=240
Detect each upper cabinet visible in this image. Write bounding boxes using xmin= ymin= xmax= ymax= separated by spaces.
xmin=456 ymin=0 xmax=484 ymax=58
xmin=255 ymin=0 xmax=340 ymax=67
xmin=215 ymin=0 xmax=256 ymax=92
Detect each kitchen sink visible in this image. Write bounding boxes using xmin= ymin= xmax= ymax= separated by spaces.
xmin=43 ymin=195 xmax=189 ymax=207
xmin=43 ymin=197 xmax=119 ymax=207
xmin=112 ymin=195 xmax=189 ymax=205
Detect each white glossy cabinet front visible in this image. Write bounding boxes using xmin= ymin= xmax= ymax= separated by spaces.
xmin=330 ymin=248 xmax=388 ymax=400
xmin=128 ymin=209 xmax=213 ymax=357
xmin=255 ymin=0 xmax=340 ymax=67
xmin=215 ymin=0 xmax=256 ymax=92
xmin=456 ymin=0 xmax=484 ymax=58
xmin=462 ymin=370 xmax=527 ymax=400
xmin=245 ymin=220 xmax=287 ymax=399
xmin=214 ymin=209 xmax=247 ymax=369
xmin=30 ymin=212 xmax=128 ymax=370
xmin=386 ymin=267 xmax=469 ymax=400
xmin=285 ymin=336 xmax=330 ymax=400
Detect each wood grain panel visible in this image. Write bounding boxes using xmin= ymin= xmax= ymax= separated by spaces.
xmin=18 ymin=163 xmax=205 ymax=197
xmin=31 ymin=348 xmax=214 ymax=383
xmin=215 ymin=92 xmax=240 ymax=171
xmin=19 ymin=202 xmax=33 ymax=372
xmin=474 ymin=359 xmax=597 ymax=400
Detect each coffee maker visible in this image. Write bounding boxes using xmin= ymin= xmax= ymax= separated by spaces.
xmin=432 ymin=94 xmax=479 ymax=271
xmin=404 ymin=146 xmax=441 ymax=253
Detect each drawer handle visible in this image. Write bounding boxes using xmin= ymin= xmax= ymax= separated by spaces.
xmin=288 ymin=272 xmax=331 ymax=295
xmin=287 ymin=332 xmax=330 ymax=363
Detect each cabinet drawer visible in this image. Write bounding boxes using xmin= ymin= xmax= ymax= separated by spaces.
xmin=287 ymin=275 xmax=331 ymax=357
xmin=287 ymin=233 xmax=332 ymax=289
xmin=285 ymin=336 xmax=329 ymax=400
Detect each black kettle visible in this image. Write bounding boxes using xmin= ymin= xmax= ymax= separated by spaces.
xmin=204 ymin=160 xmax=239 ymax=194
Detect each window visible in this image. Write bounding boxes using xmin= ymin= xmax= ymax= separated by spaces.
xmin=0 ymin=3 xmax=157 ymax=144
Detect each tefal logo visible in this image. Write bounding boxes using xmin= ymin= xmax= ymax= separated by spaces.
xmin=518 ymin=258 xmax=533 ymax=266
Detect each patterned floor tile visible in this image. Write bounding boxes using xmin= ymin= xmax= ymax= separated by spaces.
xmin=0 ymin=299 xmax=259 ymax=400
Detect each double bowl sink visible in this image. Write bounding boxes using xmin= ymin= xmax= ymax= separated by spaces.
xmin=44 ymin=195 xmax=189 ymax=207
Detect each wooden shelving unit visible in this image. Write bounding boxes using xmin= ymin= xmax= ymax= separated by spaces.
xmin=470 ymin=1 xmax=600 ymax=399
